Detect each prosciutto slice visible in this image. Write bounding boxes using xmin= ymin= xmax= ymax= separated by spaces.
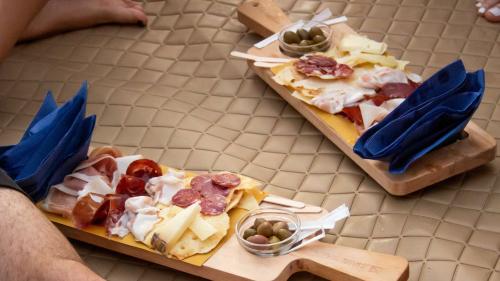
xmin=72 ymin=193 xmax=128 ymax=230
xmin=40 ymin=188 xmax=77 ymax=218
xmin=74 ymin=154 xmax=117 ymax=185
xmin=358 ymin=67 xmax=408 ymax=89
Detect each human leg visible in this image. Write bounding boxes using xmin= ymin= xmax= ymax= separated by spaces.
xmin=0 ymin=188 xmax=104 ymax=281
xmin=20 ymin=0 xmax=148 ymax=42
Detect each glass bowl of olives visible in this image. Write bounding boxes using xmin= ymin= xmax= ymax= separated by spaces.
xmin=278 ymin=21 xmax=331 ymax=57
xmin=236 ymin=208 xmax=300 ymax=256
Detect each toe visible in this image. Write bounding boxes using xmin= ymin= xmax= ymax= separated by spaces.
xmin=485 ymin=4 xmax=500 ymax=22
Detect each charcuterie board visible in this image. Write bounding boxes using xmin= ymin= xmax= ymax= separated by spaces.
xmin=46 ymin=199 xmax=409 ymax=281
xmin=237 ymin=0 xmax=497 ymax=196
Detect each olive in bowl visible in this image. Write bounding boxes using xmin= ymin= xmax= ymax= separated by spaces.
xmin=236 ymin=208 xmax=300 ymax=256
xmin=279 ymin=22 xmax=331 ymax=57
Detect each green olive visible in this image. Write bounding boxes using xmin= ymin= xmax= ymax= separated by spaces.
xmin=246 ymin=234 xmax=269 ymax=244
xmin=253 ymin=218 xmax=266 ymax=229
xmin=257 ymin=221 xmax=273 ymax=237
xmin=283 ymin=31 xmax=301 ymax=44
xmin=269 ymin=236 xmax=281 ymax=244
xmin=272 ymin=221 xmax=289 ymax=235
xmin=312 ymin=35 xmax=326 ymax=44
xmin=243 ymin=228 xmax=257 ymax=239
xmin=297 ymin=28 xmax=310 ymax=40
xmin=309 ymin=26 xmax=324 ymax=38
xmin=277 ymin=229 xmax=293 ymax=240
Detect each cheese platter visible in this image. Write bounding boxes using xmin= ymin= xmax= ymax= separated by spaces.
xmin=41 ymin=146 xmax=409 ymax=281
xmin=236 ymin=0 xmax=497 ymax=196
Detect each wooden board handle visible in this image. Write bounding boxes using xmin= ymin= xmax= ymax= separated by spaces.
xmin=291 ymin=243 xmax=409 ymax=281
xmin=237 ymin=0 xmax=291 ymax=37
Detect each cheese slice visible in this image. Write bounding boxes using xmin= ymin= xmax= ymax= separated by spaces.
xmin=237 ymin=191 xmax=259 ymax=211
xmin=189 ymin=214 xmax=217 ymax=241
xmin=152 ymin=203 xmax=201 ymax=252
xmin=339 ymin=34 xmax=388 ymax=55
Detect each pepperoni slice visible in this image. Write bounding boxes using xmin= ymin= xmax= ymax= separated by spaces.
xmin=172 ymin=189 xmax=201 ymax=208
xmin=126 ymin=159 xmax=162 ymax=182
xmin=116 ymin=175 xmax=146 ymax=197
xmin=211 ymin=173 xmax=241 ymax=189
xmin=200 ymin=194 xmax=227 ymax=216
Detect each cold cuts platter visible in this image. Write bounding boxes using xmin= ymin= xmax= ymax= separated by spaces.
xmin=237 ymin=0 xmax=497 ymax=196
xmin=41 ymin=146 xmax=409 ymax=281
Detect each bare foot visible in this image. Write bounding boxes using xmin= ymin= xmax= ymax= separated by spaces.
xmin=476 ymin=0 xmax=500 ymax=14
xmin=20 ymin=0 xmax=147 ymax=41
xmin=484 ymin=4 xmax=500 ymax=21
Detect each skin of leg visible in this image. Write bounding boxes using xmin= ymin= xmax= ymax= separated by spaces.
xmin=0 ymin=188 xmax=104 ymax=281
xmin=0 ymin=0 xmax=49 ymax=60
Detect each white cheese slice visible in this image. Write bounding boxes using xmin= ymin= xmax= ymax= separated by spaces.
xmin=237 ymin=191 xmax=259 ymax=211
xmin=153 ymin=203 xmax=201 ymax=251
xmin=339 ymin=34 xmax=388 ymax=55
xmin=189 ymin=214 xmax=217 ymax=241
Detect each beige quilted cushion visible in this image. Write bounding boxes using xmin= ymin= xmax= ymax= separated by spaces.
xmin=0 ymin=0 xmax=499 ymax=280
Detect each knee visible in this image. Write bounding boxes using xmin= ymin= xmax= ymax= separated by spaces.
xmin=39 ymin=258 xmax=105 ymax=281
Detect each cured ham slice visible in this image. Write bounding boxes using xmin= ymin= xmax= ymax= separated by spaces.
xmin=74 ymin=154 xmax=117 ymax=185
xmin=89 ymin=146 xmax=123 ymax=159
xmin=40 ymin=188 xmax=77 ymax=218
xmin=72 ymin=193 xmax=127 ymax=230
xmin=358 ymin=67 xmax=408 ymax=89
xmin=72 ymin=193 xmax=106 ymax=228
xmin=145 ymin=170 xmax=185 ymax=205
xmin=359 ymin=102 xmax=389 ymax=129
xmin=294 ymin=55 xmax=354 ymax=79
xmin=110 ymin=196 xmax=160 ymax=242
xmin=310 ymin=86 xmax=367 ymax=114
xmin=77 ymin=176 xmax=113 ymax=199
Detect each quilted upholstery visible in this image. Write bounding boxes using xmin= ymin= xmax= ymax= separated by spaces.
xmin=1 ymin=0 xmax=499 ymax=280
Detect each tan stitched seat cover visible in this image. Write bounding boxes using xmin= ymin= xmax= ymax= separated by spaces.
xmin=0 ymin=0 xmax=499 ymax=280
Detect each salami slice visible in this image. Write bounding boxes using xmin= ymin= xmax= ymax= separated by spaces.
xmin=200 ymin=183 xmax=230 ymax=197
xmin=126 ymin=159 xmax=163 ymax=182
xmin=190 ymin=174 xmax=212 ymax=192
xmin=211 ymin=173 xmax=241 ymax=189
xmin=200 ymin=194 xmax=227 ymax=216
xmin=172 ymin=189 xmax=201 ymax=208
xmin=116 ymin=175 xmax=146 ymax=197
xmin=294 ymin=55 xmax=353 ymax=79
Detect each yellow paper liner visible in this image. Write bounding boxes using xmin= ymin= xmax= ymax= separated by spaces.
xmin=41 ymin=167 xmax=266 ymax=267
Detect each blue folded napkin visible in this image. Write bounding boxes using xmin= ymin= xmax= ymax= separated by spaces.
xmin=0 ymin=82 xmax=95 ymax=201
xmin=354 ymin=60 xmax=485 ymax=174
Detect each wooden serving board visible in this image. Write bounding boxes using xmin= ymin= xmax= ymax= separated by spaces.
xmin=50 ymin=201 xmax=409 ymax=281
xmin=237 ymin=0 xmax=497 ymax=196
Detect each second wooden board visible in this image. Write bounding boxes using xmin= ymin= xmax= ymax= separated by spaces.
xmin=238 ymin=0 xmax=497 ymax=196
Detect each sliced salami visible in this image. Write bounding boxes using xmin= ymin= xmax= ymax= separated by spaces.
xmin=200 ymin=194 xmax=227 ymax=216
xmin=294 ymin=55 xmax=353 ymax=79
xmin=211 ymin=173 xmax=241 ymax=189
xmin=172 ymin=189 xmax=201 ymax=208
xmin=200 ymin=183 xmax=230 ymax=197
xmin=190 ymin=174 xmax=212 ymax=192
xmin=126 ymin=159 xmax=163 ymax=182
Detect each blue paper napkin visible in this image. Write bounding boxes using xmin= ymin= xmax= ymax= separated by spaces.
xmin=354 ymin=60 xmax=485 ymax=174
xmin=0 ymin=82 xmax=95 ymax=201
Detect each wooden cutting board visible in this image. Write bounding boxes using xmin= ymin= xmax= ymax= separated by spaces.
xmin=237 ymin=0 xmax=497 ymax=196
xmin=50 ymin=200 xmax=409 ymax=281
